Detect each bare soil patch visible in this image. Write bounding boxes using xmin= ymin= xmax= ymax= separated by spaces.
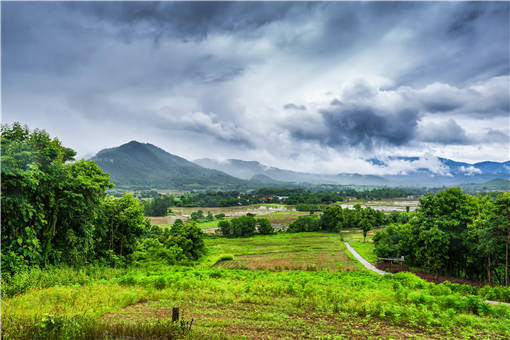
xmin=102 ymin=300 xmax=450 ymax=339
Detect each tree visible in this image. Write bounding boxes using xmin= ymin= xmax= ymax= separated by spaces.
xmin=1 ymin=123 xmax=112 ymax=272
xmin=257 ymin=218 xmax=274 ymax=234
xmin=287 ymin=215 xmax=321 ymax=232
xmin=191 ymin=210 xmax=204 ymax=221
xmin=206 ymin=211 xmax=214 ymax=221
xmin=143 ymin=195 xmax=174 ymax=216
xmin=320 ymin=206 xmax=344 ymax=231
xmin=218 ymin=220 xmax=232 ymax=237
xmin=97 ymin=194 xmax=150 ymax=259
xmin=230 ymin=215 xmax=256 ymax=237
xmin=492 ymin=193 xmax=510 ymax=285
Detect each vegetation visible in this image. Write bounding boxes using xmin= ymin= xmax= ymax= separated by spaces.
xmin=1 ymin=123 xmax=205 ymax=275
xmin=287 ymin=204 xmax=386 ymax=241
xmin=3 ymin=265 xmax=510 ymax=339
xmin=374 ymin=188 xmax=510 ymax=285
xmin=3 ymin=123 xmax=510 ymax=339
xmin=218 ymin=215 xmax=273 ymax=237
xmin=143 ymin=195 xmax=174 ymax=216
xmin=172 ymin=187 xmax=423 ymax=207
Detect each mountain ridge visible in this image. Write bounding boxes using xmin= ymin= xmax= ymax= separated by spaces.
xmin=91 ymin=141 xmax=246 ymax=189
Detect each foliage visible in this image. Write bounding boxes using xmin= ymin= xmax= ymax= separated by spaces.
xmin=287 ymin=215 xmax=321 ymax=232
xmin=374 ymin=188 xmax=510 ymax=284
xmin=256 ymin=218 xmax=274 ymax=234
xmin=1 ymin=123 xmax=112 ymax=273
xmin=142 ymin=195 xmax=174 ymax=216
xmin=3 ymin=266 xmax=510 ymax=339
xmin=218 ymin=215 xmax=273 ymax=237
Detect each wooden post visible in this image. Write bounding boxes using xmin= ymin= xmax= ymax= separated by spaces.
xmin=172 ymin=307 xmax=179 ymax=322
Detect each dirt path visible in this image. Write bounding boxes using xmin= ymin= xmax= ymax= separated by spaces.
xmin=344 ymin=241 xmax=510 ymax=307
xmin=344 ymin=242 xmax=388 ymax=275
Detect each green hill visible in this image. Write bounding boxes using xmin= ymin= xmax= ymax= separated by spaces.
xmin=462 ymin=178 xmax=510 ymax=192
xmin=91 ymin=141 xmax=246 ymax=190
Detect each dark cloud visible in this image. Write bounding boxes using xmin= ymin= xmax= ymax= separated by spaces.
xmin=418 ymin=119 xmax=471 ymax=145
xmin=2 ymin=1 xmax=508 ymax=168
xmin=288 ymin=102 xmax=419 ymax=150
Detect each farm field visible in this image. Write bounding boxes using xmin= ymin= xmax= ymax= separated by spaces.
xmin=3 ymin=230 xmax=510 ymax=339
xmin=150 ymin=204 xmax=310 ymax=231
xmin=202 ymin=232 xmax=358 ymax=271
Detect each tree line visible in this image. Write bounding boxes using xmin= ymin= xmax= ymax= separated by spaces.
xmin=288 ymin=204 xmax=387 ymax=241
xmin=374 ymin=188 xmax=510 ymax=285
xmin=1 ymin=123 xmax=205 ymax=277
xmin=137 ymin=187 xmax=424 ymax=213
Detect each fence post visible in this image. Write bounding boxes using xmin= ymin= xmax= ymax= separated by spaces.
xmin=172 ymin=307 xmax=179 ymax=322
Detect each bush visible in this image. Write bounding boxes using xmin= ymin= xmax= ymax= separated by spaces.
xmin=218 ymin=220 xmax=233 ymax=237
xmin=287 ymin=215 xmax=320 ymax=232
xmin=257 ymin=218 xmax=274 ymax=234
xmin=132 ymin=238 xmax=182 ymax=266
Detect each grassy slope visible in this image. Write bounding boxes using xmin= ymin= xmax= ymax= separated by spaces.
xmin=3 ymin=231 xmax=510 ymax=339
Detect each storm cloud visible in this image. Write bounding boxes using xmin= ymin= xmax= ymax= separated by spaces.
xmin=2 ymin=1 xmax=509 ymax=174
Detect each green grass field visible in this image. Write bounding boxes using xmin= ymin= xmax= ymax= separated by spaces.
xmin=202 ymin=232 xmax=358 ymax=271
xmin=3 ymin=230 xmax=510 ymax=339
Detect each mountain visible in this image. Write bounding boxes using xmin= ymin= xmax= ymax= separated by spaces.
xmin=374 ymin=157 xmax=510 ymax=186
xmin=194 ymin=158 xmax=388 ymax=186
xmin=91 ymin=141 xmax=246 ymax=189
xmin=196 ymin=157 xmax=509 ymax=188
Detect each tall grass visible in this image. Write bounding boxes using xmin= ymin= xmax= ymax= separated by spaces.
xmin=3 ymin=267 xmax=509 ymax=338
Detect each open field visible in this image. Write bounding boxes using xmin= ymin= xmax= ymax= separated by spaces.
xmin=4 ymin=265 xmax=510 ymax=339
xmin=202 ymin=232 xmax=358 ymax=271
xmin=3 ymin=230 xmax=510 ymax=339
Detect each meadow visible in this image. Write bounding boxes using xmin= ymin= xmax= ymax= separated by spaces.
xmin=3 ymin=231 xmax=510 ymax=339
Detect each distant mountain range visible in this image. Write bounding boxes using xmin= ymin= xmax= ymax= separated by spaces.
xmin=195 ymin=157 xmax=509 ymax=187
xmin=90 ymin=141 xmax=509 ymax=189
xmin=194 ymin=158 xmax=388 ymax=186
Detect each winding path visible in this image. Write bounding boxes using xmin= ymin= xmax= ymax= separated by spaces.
xmin=344 ymin=242 xmax=388 ymax=275
xmin=344 ymin=241 xmax=510 ymax=307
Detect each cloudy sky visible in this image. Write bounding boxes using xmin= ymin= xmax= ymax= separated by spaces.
xmin=2 ymin=1 xmax=509 ymax=175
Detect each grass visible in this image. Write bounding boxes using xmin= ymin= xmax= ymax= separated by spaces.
xmin=3 ymin=230 xmax=510 ymax=339
xmin=196 ymin=220 xmax=221 ymax=229
xmin=3 ymin=267 xmax=510 ymax=339
xmin=202 ymin=232 xmax=358 ymax=271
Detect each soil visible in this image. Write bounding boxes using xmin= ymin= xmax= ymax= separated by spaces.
xmin=375 ymin=262 xmax=488 ymax=287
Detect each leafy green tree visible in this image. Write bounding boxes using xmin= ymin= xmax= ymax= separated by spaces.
xmin=165 ymin=222 xmax=205 ymax=260
xmin=492 ymin=193 xmax=510 ymax=285
xmin=287 ymin=215 xmax=321 ymax=232
xmin=1 ymin=123 xmax=112 ymax=272
xmin=191 ymin=210 xmax=204 ymax=221
xmin=132 ymin=238 xmax=183 ymax=266
xmin=218 ymin=220 xmax=233 ymax=237
xmin=230 ymin=215 xmax=257 ymax=237
xmin=206 ymin=211 xmax=214 ymax=221
xmin=143 ymin=195 xmax=174 ymax=216
xmin=97 ymin=194 xmax=149 ymax=259
xmin=320 ymin=206 xmax=344 ymax=232
xmin=257 ymin=218 xmax=274 ymax=234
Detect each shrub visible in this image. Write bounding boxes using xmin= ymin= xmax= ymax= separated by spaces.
xmin=287 ymin=215 xmax=320 ymax=232
xmin=257 ymin=218 xmax=274 ymax=234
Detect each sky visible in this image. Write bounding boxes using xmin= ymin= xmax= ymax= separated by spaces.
xmin=2 ymin=1 xmax=509 ymax=175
